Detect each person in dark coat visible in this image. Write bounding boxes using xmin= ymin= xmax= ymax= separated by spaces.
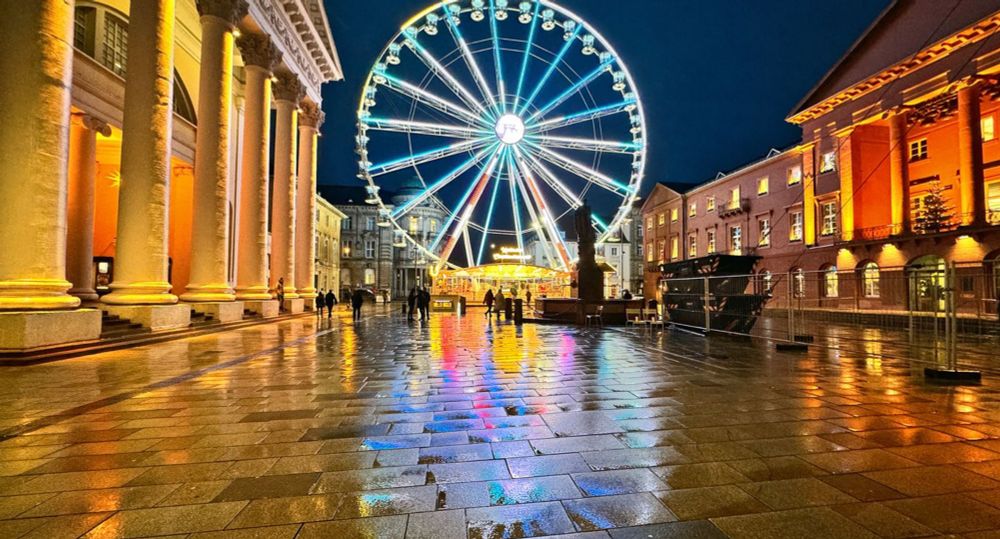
xmin=622 ymin=289 xmax=633 ymax=300
xmin=276 ymin=277 xmax=285 ymax=310
xmin=407 ymin=288 xmax=418 ymax=321
xmin=315 ymin=289 xmax=325 ymax=316
xmin=483 ymin=289 xmax=495 ymax=317
xmin=418 ymin=287 xmax=430 ymax=320
xmin=325 ymin=290 xmax=337 ymax=318
xmin=351 ymin=287 xmax=364 ymax=321
xmin=494 ymin=290 xmax=505 ymax=319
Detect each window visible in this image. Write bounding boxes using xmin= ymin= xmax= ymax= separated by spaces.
xmin=657 ymin=213 xmax=665 ymax=226
xmin=706 ymin=196 xmax=716 ymax=212
xmin=430 ymin=219 xmax=438 ymax=233
xmin=787 ymin=165 xmax=802 ymax=185
xmin=790 ymin=211 xmax=803 ymax=241
xmin=364 ymin=269 xmax=375 ymax=285
xmin=792 ymin=268 xmax=805 ymax=298
xmin=819 ymin=151 xmax=837 ymax=174
xmin=609 ymin=247 xmax=618 ymax=257
xmin=689 ymin=202 xmax=697 ymax=217
xmin=74 ymin=7 xmax=95 ymax=54
xmin=821 ymin=201 xmax=838 ymax=236
xmin=365 ymin=216 xmax=376 ymax=231
xmin=983 ymin=115 xmax=995 ymax=142
xmin=909 ymin=139 xmax=928 ymax=162
xmin=861 ymin=262 xmax=880 ymax=298
xmin=646 ymin=217 xmax=653 ymax=231
xmin=646 ymin=242 xmax=654 ymax=262
xmin=757 ymin=176 xmax=769 ymax=196
xmin=364 ymin=240 xmax=376 ymax=258
xmin=408 ymin=216 xmax=419 ymax=235
xmin=729 ymin=225 xmax=742 ymax=255
xmin=758 ymin=217 xmax=771 ymax=248
xmin=988 ymin=181 xmax=1000 ymax=216
xmin=636 ymin=243 xmax=643 ymax=256
xmin=688 ymin=233 xmax=698 ymax=258
xmin=342 ymin=217 xmax=352 ymax=230
xmin=759 ymin=270 xmax=773 ymax=294
xmin=656 ymin=240 xmax=665 ymax=263
xmin=730 ymin=186 xmax=741 ymax=207
xmin=102 ymin=12 xmax=128 ymax=77
xmin=822 ymin=265 xmax=839 ymax=298
xmin=670 ymin=207 xmax=679 ymax=222
xmin=342 ymin=241 xmax=352 ymax=257
xmin=706 ymin=229 xmax=717 ymax=254
xmin=670 ymin=236 xmax=679 ymax=260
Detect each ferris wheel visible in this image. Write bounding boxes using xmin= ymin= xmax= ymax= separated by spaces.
xmin=356 ymin=0 xmax=646 ymax=271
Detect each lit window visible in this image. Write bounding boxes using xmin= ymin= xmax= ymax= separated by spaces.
xmin=430 ymin=219 xmax=438 ymax=233
xmin=862 ymin=262 xmax=880 ymax=298
xmin=408 ymin=216 xmax=419 ymax=235
xmin=102 ymin=12 xmax=128 ymax=77
xmin=792 ymin=268 xmax=805 ymax=298
xmin=757 ymin=177 xmax=769 ymax=196
xmin=759 ymin=270 xmax=773 ymax=294
xmin=656 ymin=240 xmax=665 ymax=263
xmin=646 ymin=242 xmax=654 ymax=262
xmin=823 ymin=266 xmax=839 ymax=298
xmin=364 ymin=268 xmax=375 ymax=285
xmin=670 ymin=236 xmax=679 ymax=260
xmin=670 ymin=207 xmax=678 ymax=222
xmin=689 ymin=202 xmax=697 ymax=217
xmin=365 ymin=240 xmax=376 ymax=258
xmin=909 ymin=139 xmax=928 ymax=162
xmin=706 ymin=196 xmax=716 ymax=212
xmin=706 ymin=229 xmax=716 ymax=254
xmin=983 ymin=115 xmax=995 ymax=142
xmin=657 ymin=213 xmax=665 ymax=226
xmin=758 ymin=217 xmax=771 ymax=248
xmin=821 ymin=202 xmax=838 ymax=236
xmin=646 ymin=217 xmax=653 ymax=230
xmin=688 ymin=233 xmax=697 ymax=258
xmin=787 ymin=165 xmax=802 ymax=185
xmin=730 ymin=186 xmax=741 ymax=208
xmin=790 ymin=211 xmax=803 ymax=241
xmin=729 ymin=225 xmax=742 ymax=255
xmin=342 ymin=241 xmax=352 ymax=257
xmin=819 ymin=151 xmax=837 ymax=174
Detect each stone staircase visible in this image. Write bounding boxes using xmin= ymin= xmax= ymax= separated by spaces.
xmin=99 ymin=312 xmax=150 ymax=341
xmin=243 ymin=307 xmax=263 ymax=320
xmin=189 ymin=310 xmax=216 ymax=329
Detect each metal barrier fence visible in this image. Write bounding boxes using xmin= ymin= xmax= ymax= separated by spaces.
xmin=661 ymin=263 xmax=1000 ymax=370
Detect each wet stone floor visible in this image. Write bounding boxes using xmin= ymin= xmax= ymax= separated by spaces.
xmin=2 ymin=307 xmax=1000 ymax=538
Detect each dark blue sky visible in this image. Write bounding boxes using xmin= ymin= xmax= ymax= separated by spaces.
xmin=317 ymin=0 xmax=890 ymax=194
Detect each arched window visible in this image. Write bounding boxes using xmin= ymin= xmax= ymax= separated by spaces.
xmin=791 ymin=267 xmax=805 ymax=298
xmin=822 ymin=265 xmax=839 ymax=298
xmin=860 ymin=262 xmax=880 ymax=298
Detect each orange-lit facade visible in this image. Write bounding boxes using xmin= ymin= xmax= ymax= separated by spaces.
xmin=642 ymin=2 xmax=1000 ymax=313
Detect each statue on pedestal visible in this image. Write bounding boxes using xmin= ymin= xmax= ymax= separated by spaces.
xmin=574 ymin=202 xmax=603 ymax=303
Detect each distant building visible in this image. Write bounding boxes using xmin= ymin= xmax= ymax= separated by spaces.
xmin=315 ymin=194 xmax=346 ymax=297
xmin=388 ymin=178 xmax=447 ymax=298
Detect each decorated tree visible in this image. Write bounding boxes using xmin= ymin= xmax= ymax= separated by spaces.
xmin=913 ymin=182 xmax=953 ymax=234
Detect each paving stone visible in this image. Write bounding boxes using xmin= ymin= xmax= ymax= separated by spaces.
xmin=562 ymin=492 xmax=677 ymax=530
xmin=467 ymin=501 xmax=576 ymax=538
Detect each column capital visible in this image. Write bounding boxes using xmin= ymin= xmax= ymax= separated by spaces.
xmin=72 ymin=113 xmax=112 ymax=136
xmin=236 ymin=33 xmax=282 ymax=73
xmin=298 ymin=101 xmax=325 ymax=130
xmin=196 ymin=0 xmax=248 ymax=28
xmin=273 ymin=71 xmax=305 ymax=104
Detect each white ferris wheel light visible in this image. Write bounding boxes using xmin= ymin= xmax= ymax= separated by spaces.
xmin=358 ymin=0 xmax=646 ymax=270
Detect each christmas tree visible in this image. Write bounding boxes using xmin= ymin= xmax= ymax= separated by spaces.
xmin=913 ymin=182 xmax=953 ymax=234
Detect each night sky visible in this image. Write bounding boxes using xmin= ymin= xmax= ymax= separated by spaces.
xmin=316 ymin=0 xmax=891 ymax=195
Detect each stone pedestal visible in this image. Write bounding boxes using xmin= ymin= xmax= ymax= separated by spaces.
xmin=282 ymin=298 xmax=304 ymax=314
xmin=188 ymin=301 xmax=244 ymax=324
xmin=243 ymin=299 xmax=279 ymax=319
xmin=102 ymin=304 xmax=190 ymax=331
xmin=0 ymin=310 xmax=102 ymax=351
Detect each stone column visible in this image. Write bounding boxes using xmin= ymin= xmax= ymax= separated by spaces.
xmin=801 ymin=142 xmax=817 ymax=246
xmin=0 ymin=0 xmax=78 ymax=311
xmin=234 ymin=34 xmax=281 ymax=317
xmin=181 ymin=0 xmax=247 ymax=304
xmin=295 ymin=101 xmax=325 ymax=304
xmin=67 ymin=114 xmax=111 ymax=302
xmin=102 ymin=0 xmax=190 ymax=330
xmin=889 ymin=111 xmax=910 ymax=234
xmin=837 ymin=132 xmax=855 ymax=242
xmin=958 ymin=81 xmax=986 ymax=226
xmin=271 ymin=73 xmax=304 ymax=307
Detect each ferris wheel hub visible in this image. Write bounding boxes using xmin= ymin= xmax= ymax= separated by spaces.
xmin=494 ymin=113 xmax=526 ymax=145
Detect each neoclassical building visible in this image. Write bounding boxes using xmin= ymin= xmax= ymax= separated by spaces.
xmin=0 ymin=0 xmax=341 ymax=351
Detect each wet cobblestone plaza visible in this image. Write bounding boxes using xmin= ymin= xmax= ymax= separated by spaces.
xmin=3 ymin=308 xmax=1000 ymax=538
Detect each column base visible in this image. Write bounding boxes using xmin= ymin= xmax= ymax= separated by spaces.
xmin=0 ymin=279 xmax=81 ymax=310
xmin=101 ymin=304 xmax=191 ymax=331
xmin=243 ymin=300 xmax=279 ymax=318
xmin=101 ymin=282 xmax=177 ymax=305
xmin=0 ymin=309 xmax=102 ymax=352
xmin=235 ymin=285 xmax=273 ymax=301
xmin=179 ymin=284 xmax=236 ymax=303
xmin=69 ymin=287 xmax=99 ymax=302
xmin=186 ymin=301 xmax=244 ymax=323
xmin=282 ymin=298 xmax=304 ymax=314
xmin=299 ymin=287 xmax=317 ymax=301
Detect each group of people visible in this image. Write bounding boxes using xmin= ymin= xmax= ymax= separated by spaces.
xmin=483 ymin=287 xmax=531 ymax=319
xmin=406 ymin=287 xmax=432 ymax=321
xmin=314 ymin=286 xmax=369 ymax=321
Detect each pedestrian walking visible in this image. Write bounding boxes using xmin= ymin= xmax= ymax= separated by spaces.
xmin=484 ymin=289 xmax=495 ymax=317
xmin=276 ymin=277 xmax=285 ymax=310
xmin=417 ymin=287 xmax=430 ymax=321
xmin=525 ymin=288 xmax=532 ymax=309
xmin=495 ymin=290 xmax=505 ymax=319
xmin=315 ymin=289 xmax=325 ymax=316
xmin=407 ymin=288 xmax=418 ymax=321
xmin=325 ymin=289 xmax=336 ymax=318
xmin=623 ymin=289 xmax=633 ymax=300
xmin=351 ymin=287 xmax=364 ymax=321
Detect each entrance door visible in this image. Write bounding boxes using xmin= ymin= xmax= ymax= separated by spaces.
xmin=908 ymin=255 xmax=946 ymax=312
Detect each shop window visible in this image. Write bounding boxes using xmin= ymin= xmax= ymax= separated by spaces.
xmin=364 ymin=269 xmax=375 ymax=285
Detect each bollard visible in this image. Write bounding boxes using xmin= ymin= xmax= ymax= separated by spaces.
xmin=514 ymin=299 xmax=523 ymax=325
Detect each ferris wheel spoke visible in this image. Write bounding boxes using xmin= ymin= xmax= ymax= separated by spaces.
xmin=529 ymin=134 xmax=641 ymax=154
xmin=525 ymin=55 xmax=615 ymax=123
xmin=476 ymin=169 xmax=504 ymax=266
xmin=488 ymin=0 xmax=506 ymax=113
xmin=432 ymin=149 xmax=504 ymax=267
xmin=443 ymin=12 xmax=499 ymax=116
xmin=368 ymin=137 xmax=491 ymax=177
xmin=403 ymin=33 xmax=492 ymax=120
xmin=391 ymin=143 xmax=499 ymax=219
xmin=514 ymin=146 xmax=581 ymax=208
xmin=529 ymin=98 xmax=637 ymax=134
xmin=362 ymin=117 xmax=489 ymax=140
xmin=508 ymin=155 xmax=525 ymax=253
xmin=527 ymin=143 xmax=632 ymax=196
xmin=508 ymin=152 xmax=564 ymax=270
xmin=510 ymin=152 xmax=572 ymax=270
xmin=512 ymin=0 xmax=541 ymax=112
xmin=518 ymin=24 xmax=581 ymax=116
xmin=380 ymin=74 xmax=483 ymax=126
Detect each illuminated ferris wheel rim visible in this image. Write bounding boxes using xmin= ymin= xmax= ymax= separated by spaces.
xmin=355 ymin=0 xmax=648 ymax=270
